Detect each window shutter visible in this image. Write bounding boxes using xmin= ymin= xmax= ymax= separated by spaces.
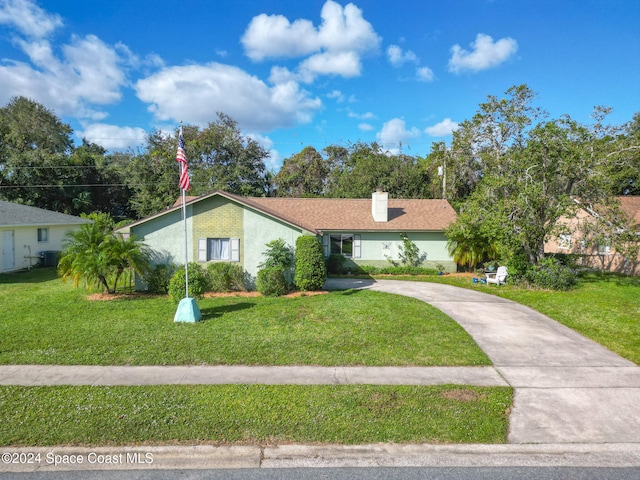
xmin=230 ymin=238 xmax=240 ymax=262
xmin=353 ymin=234 xmax=361 ymax=258
xmin=323 ymin=234 xmax=330 ymax=257
xmin=198 ymin=239 xmax=207 ymax=262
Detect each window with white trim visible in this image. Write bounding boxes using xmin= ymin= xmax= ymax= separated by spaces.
xmin=37 ymin=228 xmax=48 ymax=243
xmin=325 ymin=234 xmax=361 ymax=258
xmin=198 ymin=238 xmax=240 ymax=262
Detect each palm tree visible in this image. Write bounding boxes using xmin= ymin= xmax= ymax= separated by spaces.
xmin=446 ymin=223 xmax=498 ymax=270
xmin=58 ymin=216 xmax=150 ymax=294
xmin=105 ymin=234 xmax=151 ymax=293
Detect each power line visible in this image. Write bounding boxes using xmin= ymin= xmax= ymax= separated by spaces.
xmin=1 ymin=183 xmax=159 ymax=188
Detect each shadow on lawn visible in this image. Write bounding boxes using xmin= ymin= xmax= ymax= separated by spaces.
xmin=0 ymin=267 xmax=58 ymax=284
xmin=200 ymin=302 xmax=255 ymax=321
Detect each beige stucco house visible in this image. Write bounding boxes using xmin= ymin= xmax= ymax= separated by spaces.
xmin=545 ymin=196 xmax=640 ymax=275
xmin=117 ymin=190 xmax=458 ymax=288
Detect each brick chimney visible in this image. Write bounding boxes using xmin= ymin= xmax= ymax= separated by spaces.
xmin=371 ymin=188 xmax=388 ymax=222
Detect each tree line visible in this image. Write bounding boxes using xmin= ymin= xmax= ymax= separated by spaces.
xmin=1 ymin=87 xmax=639 ymax=275
xmin=0 ymin=97 xmax=438 ymax=221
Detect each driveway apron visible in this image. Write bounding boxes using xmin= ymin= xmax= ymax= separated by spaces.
xmin=325 ymin=278 xmax=640 ymax=444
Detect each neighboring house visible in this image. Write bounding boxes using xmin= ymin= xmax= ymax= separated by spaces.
xmin=117 ymin=190 xmax=457 ymax=289
xmin=545 ymin=196 xmax=640 ymax=275
xmin=0 ymin=201 xmax=92 ymax=273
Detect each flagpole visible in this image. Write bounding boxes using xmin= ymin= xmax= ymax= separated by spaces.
xmin=179 ymin=122 xmax=189 ymax=299
xmin=182 ymin=176 xmax=189 ymax=299
xmin=174 ymin=123 xmax=201 ymax=323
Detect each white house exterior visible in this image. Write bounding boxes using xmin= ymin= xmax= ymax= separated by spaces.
xmin=0 ymin=201 xmax=91 ymax=273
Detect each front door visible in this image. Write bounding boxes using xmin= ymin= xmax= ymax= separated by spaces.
xmin=2 ymin=230 xmax=15 ymax=272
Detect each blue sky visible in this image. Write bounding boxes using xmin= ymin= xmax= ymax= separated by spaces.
xmin=0 ymin=0 xmax=638 ymax=170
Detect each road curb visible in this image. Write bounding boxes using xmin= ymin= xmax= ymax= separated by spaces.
xmin=2 ymin=443 xmax=639 ymax=472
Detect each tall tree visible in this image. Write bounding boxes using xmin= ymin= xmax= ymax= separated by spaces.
xmin=0 ymin=96 xmax=74 ymax=211
xmin=324 ymin=142 xmax=430 ymax=198
xmin=273 ymin=146 xmax=328 ymax=197
xmin=125 ymin=130 xmax=185 ymax=218
xmin=605 ymin=112 xmax=640 ymax=195
xmin=192 ymin=113 xmax=269 ymax=196
xmin=447 ymin=85 xmax=636 ymax=266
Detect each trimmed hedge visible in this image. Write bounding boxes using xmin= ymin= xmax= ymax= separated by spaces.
xmin=257 ymin=267 xmax=288 ymax=297
xmin=358 ymin=265 xmax=439 ymax=276
xmin=207 ymin=262 xmax=246 ymax=292
xmin=294 ymin=236 xmax=326 ymax=291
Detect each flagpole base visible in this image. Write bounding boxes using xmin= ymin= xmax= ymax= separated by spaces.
xmin=174 ymin=297 xmax=202 ymax=323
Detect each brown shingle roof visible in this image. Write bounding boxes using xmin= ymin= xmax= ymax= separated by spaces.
xmin=123 ymin=190 xmax=457 ymax=234
xmin=225 ymin=192 xmax=456 ymax=233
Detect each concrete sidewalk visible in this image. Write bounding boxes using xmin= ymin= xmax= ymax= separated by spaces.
xmin=0 ymin=365 xmax=506 ymax=387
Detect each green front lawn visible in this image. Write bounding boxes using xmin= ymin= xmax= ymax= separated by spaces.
xmin=0 ymin=268 xmax=489 ymax=366
xmin=0 ymin=385 xmax=512 ymax=446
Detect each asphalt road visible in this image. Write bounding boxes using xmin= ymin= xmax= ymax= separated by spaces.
xmin=2 ymin=467 xmax=640 ymax=480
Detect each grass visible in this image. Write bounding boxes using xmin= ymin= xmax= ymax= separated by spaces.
xmin=366 ymin=271 xmax=640 ymax=365
xmin=0 ymin=268 xmax=489 ymax=366
xmin=0 ymin=385 xmax=512 ymax=446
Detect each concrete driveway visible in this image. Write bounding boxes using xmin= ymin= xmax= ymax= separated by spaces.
xmin=325 ymin=278 xmax=640 ymax=444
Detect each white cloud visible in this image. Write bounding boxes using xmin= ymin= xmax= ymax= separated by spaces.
xmin=387 ymin=45 xmax=418 ymax=67
xmin=0 ymin=34 xmax=129 ymax=119
xmin=241 ymin=13 xmax=318 ymax=61
xmin=0 ymin=0 xmax=62 ymax=38
xmin=376 ymin=118 xmax=420 ymax=152
xmin=241 ymin=0 xmax=380 ymax=79
xmin=327 ymin=90 xmax=345 ymax=102
xmin=425 ymin=118 xmax=459 ymax=137
xmin=299 ymin=50 xmax=362 ymax=78
xmin=358 ymin=122 xmax=374 ymax=131
xmin=80 ymin=123 xmax=147 ymax=150
xmin=416 ymin=66 xmax=435 ymax=82
xmin=348 ymin=109 xmax=375 ymax=120
xmin=135 ymin=63 xmax=322 ymax=132
xmin=448 ymin=33 xmax=518 ymax=73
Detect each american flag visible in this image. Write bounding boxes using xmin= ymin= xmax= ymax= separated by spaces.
xmin=176 ymin=127 xmax=190 ymax=191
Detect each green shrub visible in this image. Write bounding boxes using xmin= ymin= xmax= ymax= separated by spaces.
xmin=506 ymin=252 xmax=530 ymax=280
xmin=207 ymin=262 xmax=246 ymax=292
xmin=358 ymin=265 xmax=438 ymax=276
xmin=143 ymin=263 xmax=177 ymax=294
xmin=397 ymin=233 xmax=426 ymax=267
xmin=168 ymin=263 xmax=210 ymax=303
xmin=259 ymin=239 xmax=295 ymax=287
xmin=294 ymin=236 xmax=326 ymax=291
xmin=257 ymin=267 xmax=288 ymax=297
xmin=259 ymin=239 xmax=295 ymax=269
xmin=523 ymin=257 xmax=577 ymax=290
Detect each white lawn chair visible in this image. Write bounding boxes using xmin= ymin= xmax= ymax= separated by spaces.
xmin=486 ymin=266 xmax=508 ymax=286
